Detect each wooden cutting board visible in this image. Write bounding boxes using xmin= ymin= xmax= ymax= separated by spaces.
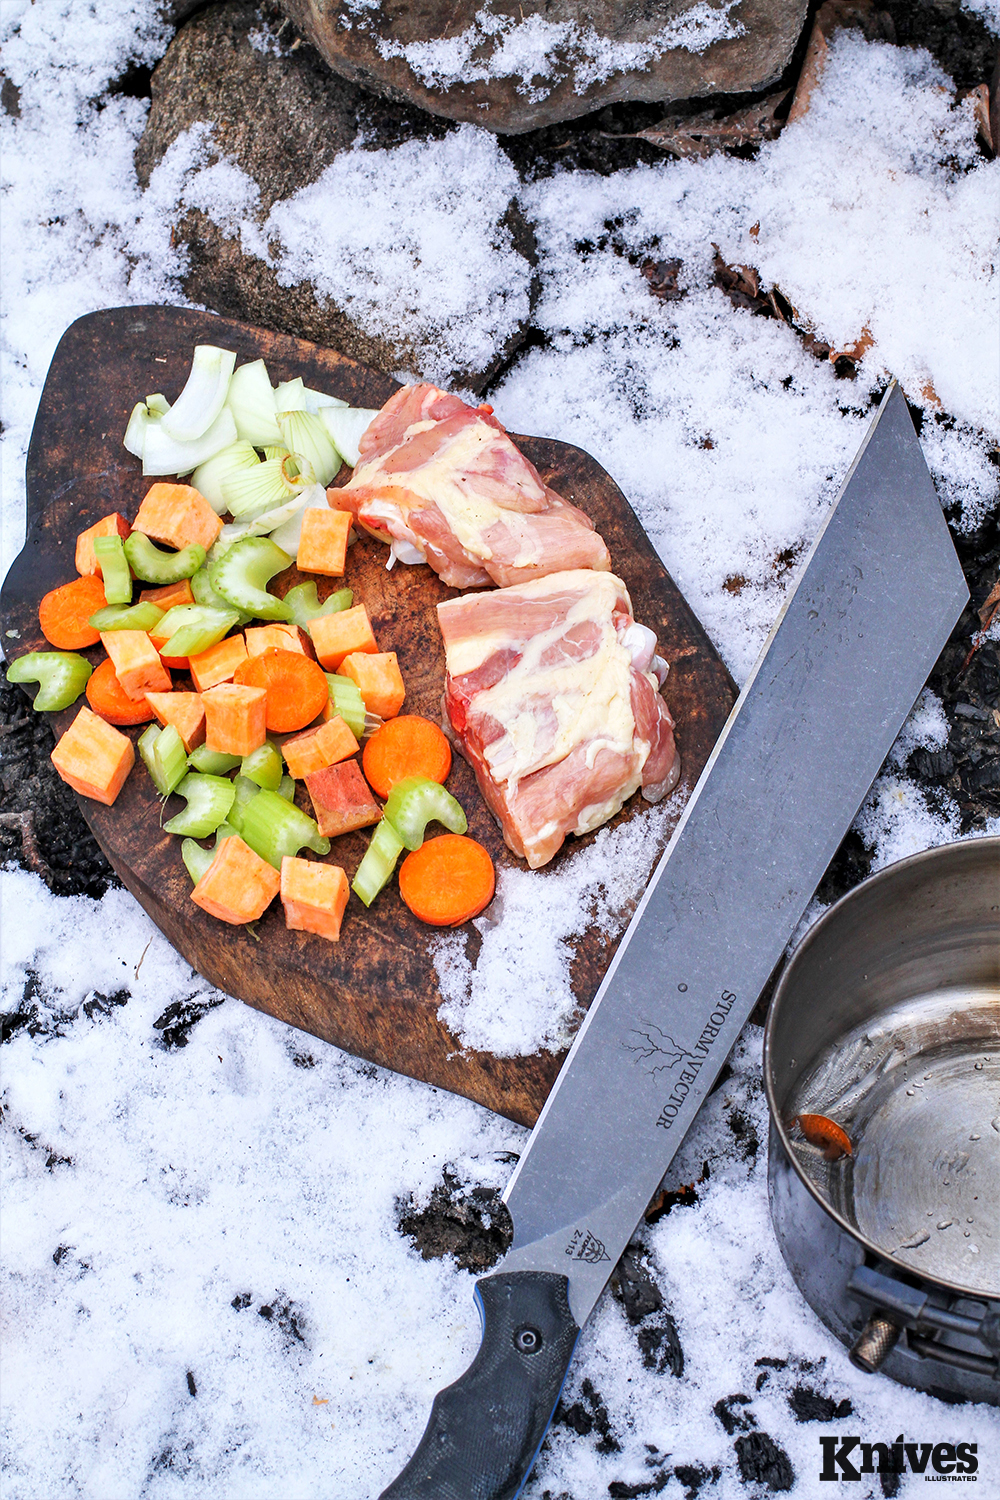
xmin=0 ymin=306 xmax=736 ymax=1126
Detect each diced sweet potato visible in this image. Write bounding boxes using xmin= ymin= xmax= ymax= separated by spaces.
xmin=296 ymin=508 xmax=352 ymax=577
xmin=50 ymin=705 xmax=135 ymax=805
xmin=132 ymin=482 xmax=222 ymax=552
xmin=245 ymin=624 xmax=308 ymax=658
xmin=100 ymin=630 xmax=172 ymax=701
xmin=339 ymin=651 xmax=405 ymax=720
xmin=280 ymin=856 xmax=350 ymax=941
xmin=191 ymin=835 xmax=280 ymax=924
xmin=188 ymin=634 xmax=248 ymax=692
xmin=202 ymin=682 xmax=267 ymax=756
xmin=281 ymin=716 xmax=359 ymax=780
xmin=144 ymin=691 xmax=206 ymax=752
xmin=308 ymin=604 xmax=377 ymax=671
xmin=75 ymin=513 xmax=131 ymax=576
xmin=305 ymin=759 xmax=381 ymax=838
xmin=138 ymin=579 xmax=195 ymax=610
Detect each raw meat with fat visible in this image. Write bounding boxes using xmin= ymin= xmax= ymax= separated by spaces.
xmin=438 ymin=570 xmax=680 ymax=869
xmin=337 ymin=385 xmax=611 ymax=588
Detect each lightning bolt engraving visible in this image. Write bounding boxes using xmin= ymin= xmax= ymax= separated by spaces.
xmin=623 ymin=1021 xmax=694 ymax=1075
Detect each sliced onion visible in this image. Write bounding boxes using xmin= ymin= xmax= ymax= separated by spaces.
xmin=141 ymin=405 xmax=238 ymax=477
xmin=278 ymin=409 xmax=341 ymax=487
xmin=274 ymin=377 xmax=307 ymax=412
xmin=191 ymin=441 xmax=261 ymax=515
xmin=145 ymin=393 xmax=170 ymax=417
xmin=303 ymin=386 xmax=348 ymax=413
xmin=269 ymin=485 xmax=330 ymax=557
xmin=160 ymin=344 xmax=237 ymax=442
xmin=124 ymin=401 xmax=151 ymax=458
xmin=319 ymin=406 xmax=379 ymax=468
xmin=226 ymin=359 xmax=283 ymax=446
xmin=222 ymin=451 xmax=313 ymax=518
xmin=217 ymin=485 xmax=321 ymax=549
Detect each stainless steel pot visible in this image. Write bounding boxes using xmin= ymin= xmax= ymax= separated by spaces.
xmin=764 ymin=837 xmax=1000 ymax=1404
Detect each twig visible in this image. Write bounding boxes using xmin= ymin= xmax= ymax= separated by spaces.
xmin=0 ymin=810 xmax=52 ymax=883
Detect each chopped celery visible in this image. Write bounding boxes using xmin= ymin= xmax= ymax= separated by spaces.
xmin=209 ymin=536 xmax=292 ymax=622
xmin=181 ymin=838 xmax=215 ymax=885
xmin=239 ymin=788 xmax=330 ymax=869
xmin=351 ymin=820 xmax=406 ymax=907
xmin=382 ymin=777 xmax=467 ymax=851
xmin=89 ymin=602 xmax=164 ymax=633
xmin=156 ymin=604 xmax=240 ymax=658
xmin=188 ymin=744 xmax=241 ymax=775
xmin=227 ymin=774 xmax=261 ymax=834
xmin=163 ymin=773 xmax=236 ymax=838
xmin=138 ymin=723 xmax=187 ymax=796
xmin=6 ymin=651 xmax=92 ymax=711
xmin=284 ymin=583 xmax=353 ymax=629
xmin=277 ymin=775 xmax=295 ymax=802
xmin=93 ymin=534 xmax=132 ymax=606
xmin=124 ymin=533 xmax=206 ymax=585
xmin=214 ymin=821 xmax=239 ymax=841
xmin=240 ymin=739 xmax=283 ymax=791
xmin=324 ymin=674 xmax=366 ymax=740
xmin=190 ymin=567 xmax=252 ymax=626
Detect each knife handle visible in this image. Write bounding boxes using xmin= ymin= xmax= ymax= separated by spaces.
xmin=379 ymin=1270 xmax=580 ymax=1500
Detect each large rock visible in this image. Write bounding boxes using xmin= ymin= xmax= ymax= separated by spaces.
xmin=276 ymin=0 xmax=810 ymax=133
xmin=136 ymin=1 xmax=537 ymax=391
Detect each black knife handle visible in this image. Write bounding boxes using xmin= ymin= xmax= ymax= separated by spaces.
xmin=380 ymin=1271 xmax=580 ymax=1500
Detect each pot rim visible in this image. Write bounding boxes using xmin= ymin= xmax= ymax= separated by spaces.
xmin=763 ymin=834 xmax=1000 ymax=1301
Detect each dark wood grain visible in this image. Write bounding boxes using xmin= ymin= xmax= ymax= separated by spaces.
xmin=0 ymin=306 xmax=736 ymax=1125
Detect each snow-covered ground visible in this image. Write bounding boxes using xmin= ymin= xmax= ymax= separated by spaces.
xmin=1 ymin=1 xmax=998 ymax=1495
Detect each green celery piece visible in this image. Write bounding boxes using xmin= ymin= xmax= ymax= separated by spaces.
xmin=283 ymin=582 xmax=353 ymax=629
xmin=89 ymin=602 xmax=164 ymax=633
xmin=241 ymin=740 xmax=283 ymax=791
xmin=214 ymin=821 xmax=239 ymax=841
xmin=181 ymin=838 xmax=215 ymax=885
xmin=227 ymin=773 xmax=260 ymax=834
xmin=6 ymin=651 xmax=92 ymax=712
xmin=190 ymin=567 xmax=252 ymax=626
xmin=124 ymin=533 xmax=206 ymax=585
xmin=239 ymin=788 xmax=330 ymax=870
xmin=163 ymin=773 xmax=236 ymax=838
xmin=138 ymin=723 xmax=186 ymax=796
xmin=351 ymin=820 xmax=405 ymax=907
xmin=382 ymin=776 xmax=467 ymax=851
xmin=93 ymin=535 xmax=132 ymax=606
xmin=209 ymin=536 xmax=292 ymax=622
xmin=324 ymin=674 xmax=366 ymax=740
xmin=277 ymin=775 xmax=295 ymax=802
xmin=156 ymin=604 xmax=240 ymax=659
xmin=188 ymin=744 xmax=241 ymax=775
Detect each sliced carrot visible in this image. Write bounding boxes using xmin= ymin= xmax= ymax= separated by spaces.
xmin=138 ymin=579 xmax=194 ymax=610
xmin=398 ymin=834 xmax=495 ymax=927
xmin=362 ymin=715 xmax=451 ymax=799
xmin=86 ymin=657 xmax=156 ymax=725
xmin=795 ymin=1114 xmax=853 ymax=1160
xmin=38 ymin=574 xmax=107 ymax=649
xmin=234 ymin=649 xmax=328 ymax=733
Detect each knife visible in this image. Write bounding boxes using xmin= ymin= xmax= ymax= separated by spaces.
xmin=380 ymin=382 xmax=969 ymax=1500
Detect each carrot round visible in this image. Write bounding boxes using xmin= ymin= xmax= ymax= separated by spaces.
xmin=234 ymin=648 xmax=328 ymax=732
xmin=38 ymin=574 xmax=107 ymax=649
xmin=398 ymin=834 xmax=495 ymax=927
xmin=795 ymin=1114 xmax=853 ymax=1160
xmin=85 ymin=657 xmax=156 ymax=725
xmin=362 ymin=715 xmax=452 ymax=799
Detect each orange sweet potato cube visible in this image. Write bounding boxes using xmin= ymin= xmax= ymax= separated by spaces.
xmin=305 ymin=760 xmax=381 ymax=838
xmin=202 ymin=683 xmax=267 ymax=756
xmin=50 ymin=706 xmax=135 ymax=806
xmin=75 ymin=514 xmax=131 ymax=576
xmin=132 ymin=482 xmax=222 ymax=552
xmin=144 ymin=691 xmax=206 ymax=753
xmin=308 ymin=605 xmax=377 ymax=671
xmin=100 ymin=630 xmax=172 ymax=701
xmin=245 ymin=624 xmax=308 ymax=658
xmin=188 ymin=634 xmax=248 ymax=692
xmin=339 ymin=651 xmax=405 ymax=720
xmin=281 ymin=716 xmax=359 ymax=780
xmin=191 ymin=835 xmax=280 ymax=924
xmin=280 ymin=856 xmax=350 ymax=941
xmin=296 ymin=508 xmax=352 ymax=577
xmin=138 ymin=579 xmax=194 ymax=610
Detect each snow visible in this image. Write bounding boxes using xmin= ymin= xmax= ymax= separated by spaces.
xmin=2 ymin=2 xmax=999 ymax=1496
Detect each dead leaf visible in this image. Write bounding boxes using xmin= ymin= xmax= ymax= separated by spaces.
xmin=641 ymin=257 xmax=685 ymax=302
xmin=920 ymin=378 xmax=941 ymax=408
xmin=625 ymin=92 xmax=789 ymax=160
xmin=828 ymin=324 xmax=874 ymax=365
xmin=978 ymin=578 xmax=1000 ymax=630
xmin=961 ymin=83 xmax=994 ymax=156
xmin=788 ymin=1 xmax=896 ymax=124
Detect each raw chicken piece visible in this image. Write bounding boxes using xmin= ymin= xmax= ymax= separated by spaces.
xmin=337 ymin=385 xmax=611 ymax=588
xmin=437 ymin=570 xmax=680 ymax=869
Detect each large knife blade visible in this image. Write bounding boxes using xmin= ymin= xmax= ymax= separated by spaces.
xmin=380 ymin=382 xmax=968 ymax=1500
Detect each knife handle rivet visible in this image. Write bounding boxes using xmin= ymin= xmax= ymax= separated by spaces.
xmin=678 ymin=983 xmax=688 ymax=992
xmin=513 ymin=1325 xmax=543 ymax=1355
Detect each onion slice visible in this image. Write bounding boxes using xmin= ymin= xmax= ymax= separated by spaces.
xmin=191 ymin=441 xmax=262 ymax=515
xmin=269 ymin=485 xmax=330 ymax=557
xmin=226 ymin=359 xmax=283 ymax=446
xmin=277 ymin=410 xmax=341 ymax=487
xmin=141 ymin=406 xmax=238 ymax=477
xmin=319 ymin=406 xmax=379 ymax=468
xmin=160 ymin=344 xmax=237 ymax=442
